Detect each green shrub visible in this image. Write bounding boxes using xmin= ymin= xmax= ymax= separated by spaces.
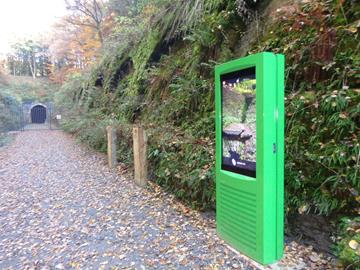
xmin=61 ymin=110 xmax=112 ymax=153
xmin=115 ymin=124 xmax=133 ymax=165
xmin=284 ymin=88 xmax=359 ymax=216
xmin=147 ymin=126 xmax=215 ymax=209
xmin=334 ymin=217 xmax=360 ymax=269
xmin=251 ymin=0 xmax=360 ymax=216
xmin=0 ymin=94 xmax=22 ymax=132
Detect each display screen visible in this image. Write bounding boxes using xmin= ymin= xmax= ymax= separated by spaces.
xmin=221 ymin=67 xmax=256 ymax=178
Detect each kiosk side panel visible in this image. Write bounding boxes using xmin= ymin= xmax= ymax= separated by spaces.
xmin=258 ymin=53 xmax=278 ymax=264
xmin=276 ymin=54 xmax=285 ymax=260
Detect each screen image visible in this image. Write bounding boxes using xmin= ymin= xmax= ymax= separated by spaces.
xmin=221 ymin=67 xmax=256 ymax=178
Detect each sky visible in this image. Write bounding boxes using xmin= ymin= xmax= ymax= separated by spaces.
xmin=0 ymin=0 xmax=67 ymax=55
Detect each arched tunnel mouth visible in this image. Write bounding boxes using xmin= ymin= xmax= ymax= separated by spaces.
xmin=31 ymin=105 xmax=47 ymax=124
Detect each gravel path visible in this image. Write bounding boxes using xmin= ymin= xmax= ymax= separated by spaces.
xmin=0 ymin=130 xmax=335 ymax=270
xmin=0 ymin=130 xmax=261 ymax=270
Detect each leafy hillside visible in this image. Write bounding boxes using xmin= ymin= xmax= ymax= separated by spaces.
xmin=0 ymin=72 xmax=21 ymax=133
xmin=55 ymin=0 xmax=359 ymax=267
xmin=0 ymin=74 xmax=59 ymax=103
xmin=0 ymin=92 xmax=21 ymax=133
xmin=0 ymin=71 xmax=60 ymax=133
xmin=251 ymin=0 xmax=360 ymax=216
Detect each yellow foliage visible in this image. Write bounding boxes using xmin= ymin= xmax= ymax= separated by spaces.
xmin=49 ymin=15 xmax=103 ymax=82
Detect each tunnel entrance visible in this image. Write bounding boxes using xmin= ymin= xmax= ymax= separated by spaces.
xmin=31 ymin=105 xmax=47 ymax=124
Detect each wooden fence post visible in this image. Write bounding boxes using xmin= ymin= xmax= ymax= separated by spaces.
xmin=106 ymin=126 xmax=117 ymax=168
xmin=133 ymin=125 xmax=148 ymax=187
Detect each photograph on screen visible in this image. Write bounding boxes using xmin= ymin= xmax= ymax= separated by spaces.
xmin=221 ymin=67 xmax=256 ymax=177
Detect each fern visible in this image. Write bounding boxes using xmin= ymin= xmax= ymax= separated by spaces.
xmin=153 ymin=0 xmax=224 ymax=41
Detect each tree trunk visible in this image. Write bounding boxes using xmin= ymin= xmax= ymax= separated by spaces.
xmin=33 ymin=57 xmax=36 ymax=79
xmin=28 ymin=57 xmax=36 ymax=79
xmin=97 ymin=26 xmax=103 ymax=44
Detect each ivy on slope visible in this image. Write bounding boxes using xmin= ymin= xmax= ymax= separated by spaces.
xmin=57 ymin=0 xmax=359 ymax=218
xmin=250 ymin=0 xmax=360 ymax=216
xmin=57 ymin=0 xmax=250 ymax=209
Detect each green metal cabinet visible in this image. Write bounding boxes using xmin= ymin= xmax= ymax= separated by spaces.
xmin=215 ymin=52 xmax=284 ymax=264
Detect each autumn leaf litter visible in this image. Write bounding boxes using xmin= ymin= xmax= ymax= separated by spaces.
xmin=0 ymin=130 xmax=335 ymax=269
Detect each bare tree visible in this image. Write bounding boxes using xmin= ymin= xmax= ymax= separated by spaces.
xmin=65 ymin=0 xmax=105 ymax=44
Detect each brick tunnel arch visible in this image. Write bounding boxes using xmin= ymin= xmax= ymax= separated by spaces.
xmin=31 ymin=104 xmax=47 ymax=124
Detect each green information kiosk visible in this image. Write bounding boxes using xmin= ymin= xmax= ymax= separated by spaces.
xmin=215 ymin=52 xmax=284 ymax=264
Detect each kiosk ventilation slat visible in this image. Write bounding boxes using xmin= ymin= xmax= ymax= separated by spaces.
xmin=219 ymin=183 xmax=257 ymax=251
